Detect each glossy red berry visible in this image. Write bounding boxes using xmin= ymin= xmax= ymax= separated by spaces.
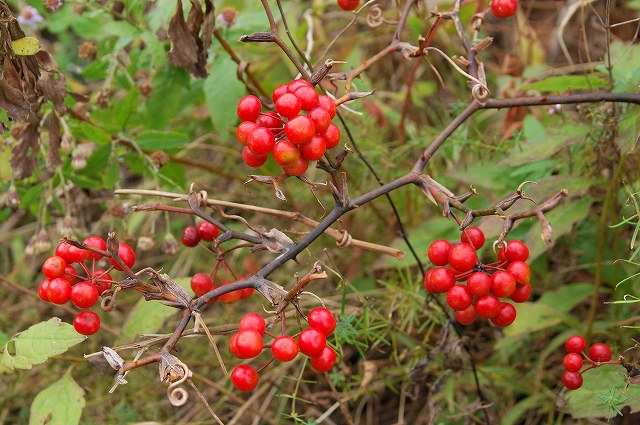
xmin=510 ymin=283 xmax=532 ymax=303
xmin=588 ymin=343 xmax=612 ymax=362
xmin=491 ymin=0 xmax=518 ymax=19
xmin=287 ymin=79 xmax=313 ymax=93
xmin=298 ymin=328 xmax=326 ymax=357
xmin=272 ymin=139 xmax=301 ymax=166
xmin=190 ymin=273 xmax=214 ymax=296
xmin=42 ymin=256 xmax=67 ymax=279
xmin=563 ymin=353 xmax=583 ymax=372
xmin=182 ymin=226 xmax=201 ymax=247
xmin=429 ymin=267 xmax=455 ymax=294
xmin=455 ymin=305 xmax=477 ymax=325
xmin=70 ymin=282 xmax=99 ymax=308
xmin=38 ymin=279 xmax=51 ymax=302
xmin=73 ymin=311 xmax=100 ymax=335
xmin=466 ymin=272 xmax=491 ymax=296
xmin=272 ymin=336 xmax=299 ymax=362
xmin=322 ymin=123 xmax=341 ymax=149
xmin=504 ymin=240 xmax=529 ymax=262
xmin=310 ymin=346 xmax=337 ymax=372
xmin=282 ymin=157 xmax=309 ymax=177
xmin=294 ymin=86 xmax=319 ymax=111
xmin=299 ymin=135 xmax=327 ymax=161
xmin=233 ymin=330 xmax=263 ymax=358
xmin=490 ymin=271 xmax=516 ymax=298
xmin=242 ymin=146 xmax=268 ymax=168
xmin=337 ymin=0 xmax=360 ymax=11
xmin=562 ymin=371 xmax=583 ymax=390
xmin=248 ymin=127 xmax=276 ymax=155
xmin=275 ymin=93 xmax=302 ymax=119
xmin=240 ymin=313 xmax=266 ymax=334
xmin=83 ymin=236 xmax=106 ymax=260
xmin=236 ymin=121 xmax=259 ymax=145
xmin=307 ymin=107 xmax=332 ymax=134
xmin=197 ymin=221 xmax=219 ymax=242
xmin=428 ymin=240 xmax=451 ymax=266
xmin=55 ymin=242 xmax=74 ymax=264
xmin=423 ymin=269 xmax=435 ymax=293
xmin=308 ymin=308 xmax=336 ymax=336
xmin=67 ymin=245 xmax=89 ymax=263
xmin=239 ymin=287 xmax=254 ymax=299
xmin=460 ymin=227 xmax=485 ymax=249
xmin=218 ymin=283 xmax=242 ymax=304
xmin=565 ymin=335 xmax=587 ymax=353
xmin=490 ymin=302 xmax=517 ymax=327
xmin=285 ymin=116 xmax=315 ymax=144
xmin=317 ymin=95 xmax=337 ymax=117
xmin=92 ymin=270 xmax=113 ymax=295
xmin=272 ymin=84 xmax=289 ymax=102
xmin=446 ymin=285 xmax=473 ymax=311
xmin=256 ymin=111 xmax=284 ymax=134
xmin=231 ymin=364 xmax=259 ymax=392
xmin=507 ymin=261 xmax=530 ymax=286
xmin=108 ymin=243 xmax=136 ymax=271
xmin=474 ymin=294 xmax=501 ymax=319
xmin=448 ymin=243 xmax=477 ymax=272
xmin=63 ymin=265 xmax=77 ymax=285
xmin=47 ymin=277 xmax=72 ymax=305
xmin=237 ymin=95 xmax=262 ymax=122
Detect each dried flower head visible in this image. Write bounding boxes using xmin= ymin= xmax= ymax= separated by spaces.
xmin=44 ymin=0 xmax=63 ymax=12
xmin=162 ymin=233 xmax=180 ymax=256
xmin=217 ymin=7 xmax=237 ymax=27
xmin=78 ymin=41 xmax=97 ymax=60
xmin=17 ymin=6 xmax=44 ymax=29
xmin=137 ymin=234 xmax=156 ymax=251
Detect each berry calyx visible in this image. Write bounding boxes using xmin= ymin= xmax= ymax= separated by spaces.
xmin=427 ymin=240 xmax=451 ymax=266
xmin=307 ymin=308 xmax=336 ymax=336
xmin=73 ymin=311 xmax=100 ymax=335
xmin=272 ymin=336 xmax=299 ymax=362
xmin=565 ymin=335 xmax=587 ymax=353
xmin=298 ymin=327 xmax=327 ymax=357
xmin=231 ymin=364 xmax=259 ymax=392
xmin=588 ymin=343 xmax=612 ymax=362
xmin=310 ymin=346 xmax=337 ymax=372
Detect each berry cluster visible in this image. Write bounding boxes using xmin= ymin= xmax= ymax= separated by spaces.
xmin=424 ymin=227 xmax=532 ymax=327
xmin=37 ymin=236 xmax=136 ymax=335
xmin=491 ymin=0 xmax=518 ymax=19
xmin=181 ymin=221 xmax=220 ymax=247
xmin=562 ymin=335 xmax=615 ymax=390
xmin=229 ymin=308 xmax=338 ymax=392
xmin=235 ymin=79 xmax=341 ymax=176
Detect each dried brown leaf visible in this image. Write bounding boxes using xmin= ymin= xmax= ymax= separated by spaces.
xmin=10 ymin=121 xmax=40 ymax=178
xmin=168 ymin=0 xmax=207 ymax=77
xmin=0 ymin=79 xmax=30 ymax=122
xmin=48 ymin=111 xmax=61 ymax=168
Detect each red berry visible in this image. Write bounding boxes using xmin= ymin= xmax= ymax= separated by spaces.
xmin=47 ymin=277 xmax=72 ymax=305
xmin=322 ymin=123 xmax=341 ymax=149
xmin=565 ymin=335 xmax=587 ymax=353
xmin=55 ymin=242 xmax=74 ymax=264
xmin=67 ymin=245 xmax=89 ymax=263
xmin=242 ymin=146 xmax=268 ymax=168
xmin=588 ymin=343 xmax=612 ymax=362
xmin=256 ymin=111 xmax=284 ymax=134
xmin=318 ymin=95 xmax=337 ymax=117
xmin=423 ymin=269 xmax=435 ymax=293
xmin=498 ymin=247 xmax=508 ymax=262
xmin=287 ymin=79 xmax=313 ymax=93
xmin=308 ymin=308 xmax=336 ymax=336
xmin=490 ymin=271 xmax=516 ymax=298
xmin=428 ymin=240 xmax=451 ymax=266
xmin=504 ymin=240 xmax=529 ymax=262
xmin=563 ymin=353 xmax=583 ymax=372
xmin=337 ymin=0 xmax=360 ymax=11
xmin=42 ymin=256 xmax=67 ymax=279
xmin=282 ymin=157 xmax=309 ymax=177
xmin=491 ymin=0 xmax=517 ymax=19
xmin=197 ymin=221 xmax=219 ymax=242
xmin=240 ymin=313 xmax=266 ymax=334
xmin=272 ymin=336 xmax=299 ymax=362
xmin=92 ymin=270 xmax=113 ymax=295
xmin=310 ymin=346 xmax=337 ymax=372
xmin=562 ymin=371 xmax=583 ymax=390
xmin=239 ymin=287 xmax=254 ymax=299
xmin=108 ymin=243 xmax=136 ymax=271
xmin=237 ymin=95 xmax=262 ymax=122
xmin=429 ymin=267 xmax=455 ymax=294
xmin=231 ymin=364 xmax=259 ymax=392
xmin=70 ymin=282 xmax=99 ymax=309
xmin=218 ymin=283 xmax=242 ymax=304
xmin=298 ymin=327 xmax=326 ymax=357
xmin=490 ymin=302 xmax=517 ymax=327
xmin=299 ymin=135 xmax=327 ymax=161
xmin=285 ymin=115 xmax=315 ymax=144
xmin=190 ymin=273 xmax=214 ymax=296
xmin=83 ymin=236 xmax=106 ymax=260
xmin=460 ymin=227 xmax=485 ymax=249
xmin=446 ymin=285 xmax=473 ymax=311
xmin=307 ymin=107 xmax=332 ymax=134
xmin=248 ymin=127 xmax=276 ymax=155
xmin=275 ymin=93 xmax=302 ymax=119
xmin=182 ymin=226 xmax=201 ymax=247
xmin=272 ymin=84 xmax=288 ymax=102
xmin=448 ymin=243 xmax=477 ymax=272
xmin=466 ymin=272 xmax=491 ymax=296
xmin=474 ymin=294 xmax=501 ymax=319
xmin=455 ymin=305 xmax=477 ymax=325
xmin=272 ymin=139 xmax=301 ymax=166
xmin=507 ymin=261 xmax=530 ymax=286
xmin=73 ymin=311 xmax=100 ymax=335
xmin=63 ymin=265 xmax=77 ymax=285
xmin=509 ymin=283 xmax=531 ymax=303
xmin=294 ymin=86 xmax=319 ymax=111
xmin=236 ymin=121 xmax=259 ymax=145
xmin=233 ymin=330 xmax=263 ymax=358
xmin=38 ymin=279 xmax=51 ymax=302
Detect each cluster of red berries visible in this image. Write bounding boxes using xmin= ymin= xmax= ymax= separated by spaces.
xmin=562 ymin=335 xmax=615 ymax=390
xmin=424 ymin=227 xmax=532 ymax=327
xmin=491 ymin=0 xmax=518 ymax=19
xmin=229 ymin=308 xmax=338 ymax=392
xmin=235 ymin=79 xmax=341 ymax=176
xmin=337 ymin=0 xmax=360 ymax=11
xmin=37 ymin=236 xmax=136 ymax=335
xmin=190 ymin=273 xmax=254 ymax=304
xmin=181 ymin=221 xmax=220 ymax=247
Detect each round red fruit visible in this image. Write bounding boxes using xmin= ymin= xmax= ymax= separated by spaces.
xmin=318 ymin=95 xmax=337 ymax=117
xmin=248 ymin=127 xmax=276 ymax=155
xmin=507 ymin=261 xmax=530 ymax=286
xmin=68 ymin=245 xmax=89 ymax=263
xmin=275 ymin=93 xmax=302 ymax=119
xmin=93 ymin=270 xmax=113 ymax=295
xmin=272 ymin=84 xmax=288 ymax=102
xmin=237 ymin=95 xmax=262 ymax=122
xmin=83 ymin=236 xmax=106 ymax=260
xmin=256 ymin=111 xmax=284 ymax=134
xmin=429 ymin=267 xmax=455 ymax=294
xmin=38 ymin=279 xmax=51 ymax=302
xmin=338 ymin=0 xmax=360 ymax=11
xmin=234 ymin=330 xmax=263 ymax=358
xmin=55 ymin=242 xmax=74 ymax=263
xmin=460 ymin=227 xmax=485 ymax=249
xmin=447 ymin=285 xmax=473 ymax=311
xmin=190 ymin=273 xmax=214 ymax=295
xmin=509 ymin=283 xmax=531 ymax=303
xmin=282 ymin=157 xmax=309 ymax=177
xmin=181 ymin=226 xmax=200 ymax=247
xmin=423 ymin=269 xmax=435 ymax=293
xmin=298 ymin=327 xmax=326 ymax=357
xmin=240 ymin=287 xmax=254 ymax=298
xmin=287 ymin=79 xmax=313 ymax=93
xmin=565 ymin=335 xmax=587 ymax=353
xmin=448 ymin=243 xmax=478 ymax=272
xmin=285 ymin=116 xmax=315 ymax=144
xmin=231 ymin=364 xmax=259 ymax=392
xmin=272 ymin=336 xmax=299 ymax=362
xmin=240 ymin=313 xmax=266 ymax=334
xmin=308 ymin=308 xmax=336 ymax=336
xmin=108 ymin=243 xmax=136 ymax=270
xmin=218 ymin=283 xmax=242 ymax=304
xmin=428 ymin=240 xmax=451 ymax=266
xmin=272 ymin=139 xmax=300 ymax=166
xmin=562 ymin=371 xmax=583 ymax=390
xmin=42 ymin=256 xmax=67 ymax=279
xmin=474 ymin=294 xmax=501 ymax=319
xmin=467 ymin=272 xmax=491 ymax=296
xmin=197 ymin=221 xmax=219 ymax=241
xmin=294 ymin=86 xmax=319 ymax=111
xmin=491 ymin=0 xmax=517 ymax=19
xmin=236 ymin=121 xmax=258 ymax=145
xmin=310 ymin=346 xmax=337 ymax=372
xmin=63 ymin=265 xmax=77 ymax=285
xmin=47 ymin=277 xmax=72 ymax=304
xmin=504 ymin=240 xmax=529 ymax=262
xmin=322 ymin=123 xmax=341 ymax=149
xmin=588 ymin=343 xmax=612 ymax=362
xmin=563 ymin=353 xmax=583 ymax=372
xmin=74 ymin=311 xmax=100 ymax=335
xmin=490 ymin=271 xmax=516 ymax=298
xmin=299 ymin=135 xmax=327 ymax=161
xmin=70 ymin=282 xmax=99 ymax=309
xmin=490 ymin=302 xmax=517 ymax=327
xmin=455 ymin=305 xmax=477 ymax=325
xmin=242 ymin=146 xmax=268 ymax=168
xmin=307 ymin=107 xmax=331 ymax=134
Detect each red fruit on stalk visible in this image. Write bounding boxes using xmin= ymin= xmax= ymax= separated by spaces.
xmin=446 ymin=285 xmax=473 ymax=311
xmin=565 ymin=335 xmax=587 ymax=353
xmin=74 ymin=311 xmax=100 ymax=335
xmin=38 ymin=279 xmax=51 ymax=302
xmin=272 ymin=336 xmax=299 ymax=362
xmin=491 ymin=0 xmax=518 ymax=19
xmin=83 ymin=236 xmax=106 ymax=260
xmin=42 ymin=256 xmax=67 ymax=279
xmin=322 ymin=123 xmax=341 ymax=149
xmin=448 ymin=243 xmax=477 ymax=272
xmin=474 ymin=294 xmax=501 ymax=318
xmin=317 ymin=95 xmax=337 ymax=117
xmin=92 ymin=270 xmax=113 ymax=295
xmin=490 ymin=302 xmax=517 ymax=327
xmin=423 ymin=269 xmax=435 ymax=293
xmin=310 ymin=346 xmax=337 ymax=372
xmin=282 ymin=157 xmax=309 ymax=176
xmin=287 ymin=79 xmax=313 ymax=93
xmin=509 ymin=283 xmax=532 ymax=303
xmin=429 ymin=267 xmax=455 ymax=294
xmin=70 ymin=282 xmax=99 ymax=308
xmin=181 ymin=226 xmax=200 ymax=247
xmin=231 ymin=364 xmax=259 ymax=392
xmin=68 ymin=245 xmax=89 ymax=263
xmin=507 ymin=261 xmax=530 ymax=286
xmin=460 ymin=227 xmax=485 ymax=249
xmin=272 ymin=84 xmax=288 ymax=102
xmin=240 ymin=313 xmax=266 ymax=334
xmin=563 ymin=353 xmax=583 ymax=372
xmin=337 ymin=0 xmax=360 ymax=11
xmin=272 ymin=139 xmax=301 ymax=166
xmin=490 ymin=271 xmax=516 ymax=298
xmin=294 ymin=86 xmax=319 ymax=111
xmin=275 ymin=93 xmax=302 ymax=119
xmin=55 ymin=243 xmax=74 ymax=264
xmin=47 ymin=277 xmax=72 ymax=305
xmin=455 ymin=305 xmax=477 ymax=325
xmin=562 ymin=371 xmax=583 ymax=390
xmin=242 ymin=146 xmax=268 ymax=168
xmin=236 ymin=121 xmax=258 ymax=145
xmin=298 ymin=328 xmax=327 ymax=357
xmin=467 ymin=272 xmax=491 ymax=297
xmin=237 ymin=95 xmax=262 ymax=122
xmin=299 ymin=135 xmax=327 ymax=161
xmin=428 ymin=240 xmax=451 ymax=266
xmin=307 ymin=107 xmax=332 ymax=134
xmin=233 ymin=330 xmax=263 ymax=358
xmin=307 ymin=308 xmax=337 ymax=336
xmin=108 ymin=243 xmax=136 ymax=270
xmin=588 ymin=343 xmax=612 ymax=362
xmin=285 ymin=116 xmax=315 ymax=144
xmin=256 ymin=111 xmax=284 ymax=134
xmin=197 ymin=221 xmax=219 ymax=241
xmin=63 ymin=265 xmax=77 ymax=285
xmin=503 ymin=240 xmax=529 ymax=262
xmin=190 ymin=273 xmax=214 ymax=296
xmin=248 ymin=127 xmax=276 ymax=155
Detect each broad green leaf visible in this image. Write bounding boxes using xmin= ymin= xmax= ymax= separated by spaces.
xmin=80 ymin=122 xmax=112 ymax=145
xmin=135 ymin=130 xmax=189 ymax=150
xmin=1 ymin=318 xmax=86 ymax=371
xmin=536 ymin=282 xmax=594 ymax=312
xmin=29 ymin=369 xmax=85 ymax=425
xmin=522 ymin=115 xmax=547 ymax=142
xmin=521 ymin=74 xmax=609 ymax=93
xmin=204 ymin=56 xmax=246 ymax=133
xmin=505 ymin=122 xmax=590 ymax=166
xmin=0 ymin=331 xmax=8 ymax=347
xmin=564 ymin=365 xmax=640 ymax=418
xmin=500 ymin=394 xmax=547 ymax=425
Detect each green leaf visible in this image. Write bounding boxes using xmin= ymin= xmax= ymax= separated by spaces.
xmin=80 ymin=122 xmax=112 ymax=145
xmin=522 ymin=115 xmax=547 ymax=142
xmin=204 ymin=56 xmax=246 ymax=133
xmin=521 ymin=74 xmax=609 ymax=93
xmin=29 ymin=369 xmax=86 ymax=425
xmin=564 ymin=365 xmax=640 ymax=418
xmin=135 ymin=130 xmax=189 ymax=150
xmin=1 ymin=318 xmax=86 ymax=371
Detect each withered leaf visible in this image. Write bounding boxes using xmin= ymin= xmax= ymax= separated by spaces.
xmin=168 ymin=0 xmax=207 ymax=77
xmin=201 ymin=0 xmax=215 ymax=51
xmin=10 ymin=120 xmax=40 ymax=178
xmin=48 ymin=111 xmax=61 ymax=168
xmin=0 ymin=79 xmax=30 ymax=122
xmin=37 ymin=71 xmax=67 ymax=114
